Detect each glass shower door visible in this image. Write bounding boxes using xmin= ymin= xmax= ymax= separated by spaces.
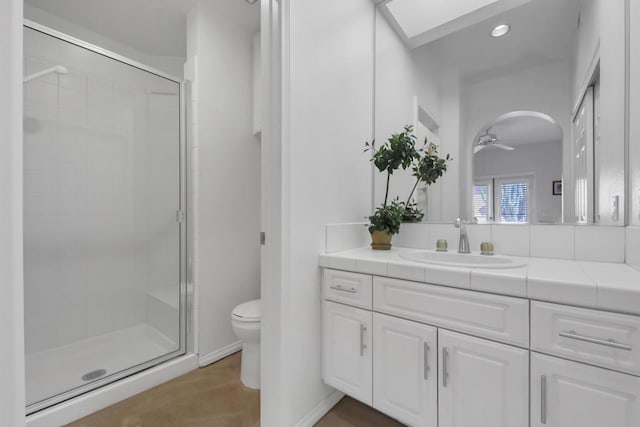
xmin=23 ymin=24 xmax=185 ymax=413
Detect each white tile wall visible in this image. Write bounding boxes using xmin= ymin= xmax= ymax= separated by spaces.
xmin=23 ymin=28 xmax=181 ymax=354
xmin=398 ymin=222 xmax=429 ymax=249
xmin=626 ymin=227 xmax=640 ymax=270
xmin=324 ymin=222 xmax=629 ymax=265
xmin=491 ymin=224 xmax=530 ymax=257
xmin=574 ymin=226 xmax=626 ymax=263
xmin=429 ymin=223 xmax=459 ymax=250
xmin=530 ymin=225 xmax=574 ymax=260
xmin=325 ymin=223 xmax=370 ymax=253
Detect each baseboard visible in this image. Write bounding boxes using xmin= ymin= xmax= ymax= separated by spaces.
xmin=294 ymin=389 xmax=345 ymax=427
xmin=198 ymin=341 xmax=242 ymax=367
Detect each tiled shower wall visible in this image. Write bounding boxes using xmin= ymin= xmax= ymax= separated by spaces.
xmin=23 ymin=28 xmax=181 ymax=354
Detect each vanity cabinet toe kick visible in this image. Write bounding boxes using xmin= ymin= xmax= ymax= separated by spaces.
xmin=321 ymin=268 xmax=640 ymax=427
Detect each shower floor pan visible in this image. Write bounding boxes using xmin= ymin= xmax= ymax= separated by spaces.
xmin=26 ymin=323 xmax=177 ymax=409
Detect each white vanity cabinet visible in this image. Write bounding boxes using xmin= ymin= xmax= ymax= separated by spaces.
xmin=438 ymin=330 xmax=529 ymax=427
xmin=322 ymin=300 xmax=372 ymax=405
xmin=321 ymin=267 xmax=640 ymax=427
xmin=531 ymin=353 xmax=640 ymax=427
xmin=373 ymin=312 xmax=437 ymax=427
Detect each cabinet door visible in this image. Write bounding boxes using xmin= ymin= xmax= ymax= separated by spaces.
xmin=439 ymin=330 xmax=529 ymax=427
xmin=531 ymin=352 xmax=640 ymax=427
xmin=322 ymin=301 xmax=372 ymax=405
xmin=373 ymin=313 xmax=437 ymax=427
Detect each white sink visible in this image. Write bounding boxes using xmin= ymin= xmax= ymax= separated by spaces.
xmin=399 ymin=250 xmax=527 ymax=269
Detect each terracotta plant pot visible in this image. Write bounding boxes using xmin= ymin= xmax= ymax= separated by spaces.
xmin=370 ymin=230 xmax=393 ymax=250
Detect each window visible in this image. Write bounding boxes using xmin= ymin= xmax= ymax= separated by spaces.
xmin=496 ymin=177 xmax=531 ymax=223
xmin=473 ymin=180 xmax=492 ymax=223
xmin=474 ymin=176 xmax=532 ymax=224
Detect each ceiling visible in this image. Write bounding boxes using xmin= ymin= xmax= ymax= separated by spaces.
xmin=411 ymin=0 xmax=581 ymax=80
xmin=24 ymin=0 xmax=260 ymax=58
xmin=386 ymin=0 xmax=501 ymax=39
xmin=383 ymin=0 xmax=534 ymax=48
xmin=480 ymin=113 xmax=563 ymax=148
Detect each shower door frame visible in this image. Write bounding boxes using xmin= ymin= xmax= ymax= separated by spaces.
xmin=23 ymin=20 xmax=190 ymax=415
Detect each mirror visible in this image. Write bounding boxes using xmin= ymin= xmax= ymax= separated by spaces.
xmin=374 ymin=0 xmax=627 ymax=225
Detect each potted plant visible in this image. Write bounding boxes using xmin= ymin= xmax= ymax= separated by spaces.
xmin=368 ymin=200 xmax=405 ymax=250
xmin=366 ymin=125 xmax=451 ymax=250
xmin=365 ymin=125 xmax=418 ymax=249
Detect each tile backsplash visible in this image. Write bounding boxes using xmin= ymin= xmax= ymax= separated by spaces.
xmin=327 ymin=222 xmax=629 ymax=264
xmin=627 ymin=227 xmax=640 ymax=270
xmin=325 ymin=222 xmax=369 ymax=253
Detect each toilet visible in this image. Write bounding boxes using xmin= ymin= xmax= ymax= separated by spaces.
xmin=231 ymin=299 xmax=261 ymax=389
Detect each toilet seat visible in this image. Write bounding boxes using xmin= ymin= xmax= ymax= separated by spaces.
xmin=232 ymin=299 xmax=261 ymax=322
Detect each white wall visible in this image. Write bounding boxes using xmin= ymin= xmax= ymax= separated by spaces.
xmin=24 ymin=4 xmax=185 ymax=78
xmin=461 ymin=59 xmax=572 ymax=220
xmin=0 ymin=0 xmax=25 ymax=424
xmin=186 ymin=2 xmax=261 ymax=361
xmin=629 ymin=0 xmax=640 ymax=226
xmin=474 ymin=140 xmax=563 ymax=223
xmin=274 ymin=0 xmax=374 ymax=424
xmin=374 ymin=11 xmax=443 ymax=210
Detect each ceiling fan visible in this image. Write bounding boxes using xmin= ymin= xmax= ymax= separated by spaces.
xmin=473 ymin=127 xmax=515 ymax=153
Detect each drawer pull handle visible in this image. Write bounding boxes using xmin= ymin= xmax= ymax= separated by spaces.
xmin=442 ymin=348 xmax=449 ymax=387
xmin=423 ymin=342 xmax=430 ymax=380
xmin=329 ymin=285 xmax=357 ymax=294
xmin=360 ymin=324 xmax=367 ymax=356
xmin=559 ymin=330 xmax=632 ymax=351
xmin=541 ymin=375 xmax=547 ymax=424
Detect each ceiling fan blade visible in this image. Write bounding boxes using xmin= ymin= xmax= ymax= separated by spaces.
xmin=493 ymin=143 xmax=515 ymax=151
xmin=473 ymin=144 xmax=486 ymax=154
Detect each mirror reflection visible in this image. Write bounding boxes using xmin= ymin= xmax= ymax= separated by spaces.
xmin=472 ymin=111 xmax=563 ymax=224
xmin=375 ymin=0 xmax=627 ymax=225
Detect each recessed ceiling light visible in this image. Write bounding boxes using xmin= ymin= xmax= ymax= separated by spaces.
xmin=490 ymin=24 xmax=510 ymax=38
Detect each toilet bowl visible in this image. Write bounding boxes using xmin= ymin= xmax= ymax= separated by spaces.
xmin=231 ymin=299 xmax=261 ymax=389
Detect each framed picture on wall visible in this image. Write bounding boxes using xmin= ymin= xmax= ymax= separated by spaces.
xmin=552 ymin=180 xmax=562 ymax=196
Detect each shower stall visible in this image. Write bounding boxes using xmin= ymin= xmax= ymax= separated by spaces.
xmin=23 ymin=21 xmax=188 ymax=415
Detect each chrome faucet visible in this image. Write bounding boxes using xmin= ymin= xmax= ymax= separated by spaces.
xmin=454 ymin=217 xmax=477 ymax=254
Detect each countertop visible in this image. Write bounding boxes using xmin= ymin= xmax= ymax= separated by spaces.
xmin=319 ymin=247 xmax=640 ymax=316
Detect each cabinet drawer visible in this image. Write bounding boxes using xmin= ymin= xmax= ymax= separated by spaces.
xmin=374 ymin=276 xmax=529 ymax=347
xmin=323 ymin=269 xmax=372 ymax=309
xmin=531 ymin=301 xmax=640 ymax=375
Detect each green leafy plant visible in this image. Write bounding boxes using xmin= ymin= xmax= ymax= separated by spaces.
xmin=368 ymin=199 xmax=405 ymax=235
xmin=400 ymin=200 xmax=425 ymax=223
xmin=365 ymin=126 xmax=419 ymax=236
xmin=402 ymin=141 xmax=451 ymax=222
xmin=366 ymin=126 xmax=451 ymax=233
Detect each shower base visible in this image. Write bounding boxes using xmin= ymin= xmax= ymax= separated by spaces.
xmin=26 ymin=323 xmax=177 ymax=409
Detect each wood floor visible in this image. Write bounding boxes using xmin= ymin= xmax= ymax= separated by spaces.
xmin=315 ymin=397 xmax=405 ymax=427
xmin=67 ymin=352 xmax=259 ymax=427
xmin=66 ymin=352 xmax=403 ymax=427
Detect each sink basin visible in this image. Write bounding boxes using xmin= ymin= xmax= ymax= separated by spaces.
xmin=399 ymin=250 xmax=527 ymax=269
